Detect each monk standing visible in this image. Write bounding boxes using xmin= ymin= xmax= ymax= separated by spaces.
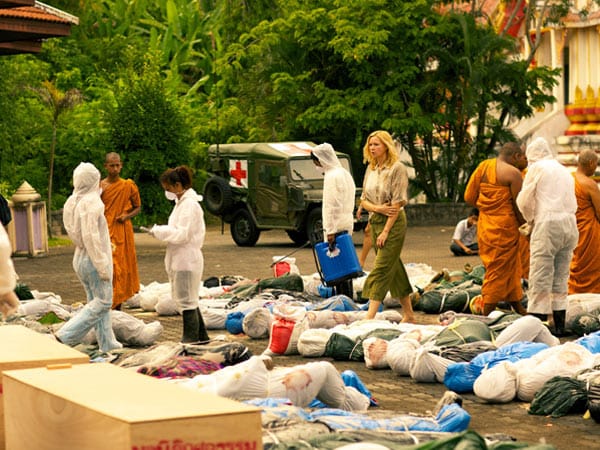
xmin=569 ymin=149 xmax=600 ymax=294
xmin=464 ymin=142 xmax=528 ymax=316
xmin=101 ymin=152 xmax=141 ymax=309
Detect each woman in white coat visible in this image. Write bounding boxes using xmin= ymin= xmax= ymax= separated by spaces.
xmin=150 ymin=166 xmax=209 ymax=343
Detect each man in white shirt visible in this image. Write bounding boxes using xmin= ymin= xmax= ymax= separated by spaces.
xmin=516 ymin=137 xmax=578 ymax=336
xmin=450 ymin=208 xmax=479 ymax=256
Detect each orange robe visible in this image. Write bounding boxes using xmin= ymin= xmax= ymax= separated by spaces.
xmin=464 ymin=159 xmax=522 ymax=305
xmin=101 ymin=179 xmax=141 ymax=308
xmin=568 ymin=175 xmax=600 ymax=294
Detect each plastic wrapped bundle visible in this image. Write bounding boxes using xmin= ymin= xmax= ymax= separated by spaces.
xmin=588 ymin=376 xmax=600 ymax=423
xmin=528 ymin=376 xmax=587 ymax=418
xmin=571 ymin=313 xmax=600 ymax=337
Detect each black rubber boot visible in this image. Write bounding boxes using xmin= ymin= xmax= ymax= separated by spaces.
xmin=334 ymin=279 xmax=354 ymax=300
xmin=181 ymin=308 xmax=200 ymax=343
xmin=553 ymin=309 xmax=567 ymax=337
xmin=197 ymin=308 xmax=210 ymax=343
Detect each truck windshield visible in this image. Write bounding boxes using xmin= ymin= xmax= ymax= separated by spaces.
xmin=289 ymin=157 xmax=352 ymax=181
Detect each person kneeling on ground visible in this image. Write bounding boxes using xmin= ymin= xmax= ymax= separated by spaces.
xmin=450 ymin=208 xmax=479 ymax=256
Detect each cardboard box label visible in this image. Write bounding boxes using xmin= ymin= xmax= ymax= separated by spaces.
xmin=132 ymin=440 xmax=259 ymax=450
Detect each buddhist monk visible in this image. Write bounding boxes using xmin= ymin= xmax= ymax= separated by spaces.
xmin=569 ymin=149 xmax=600 ymax=294
xmin=101 ymin=152 xmax=141 ymax=309
xmin=464 ymin=142 xmax=528 ymax=316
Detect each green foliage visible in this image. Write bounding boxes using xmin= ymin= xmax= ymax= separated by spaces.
xmin=0 ymin=0 xmax=569 ymax=207
xmin=107 ymin=53 xmax=191 ymax=224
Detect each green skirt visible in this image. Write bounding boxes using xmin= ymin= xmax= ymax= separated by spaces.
xmin=362 ymin=210 xmax=413 ymax=301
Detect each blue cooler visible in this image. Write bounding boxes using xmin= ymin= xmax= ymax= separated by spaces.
xmin=314 ymin=233 xmax=362 ymax=286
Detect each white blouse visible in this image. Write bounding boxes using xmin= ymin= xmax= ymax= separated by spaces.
xmin=361 ymin=161 xmax=408 ymax=206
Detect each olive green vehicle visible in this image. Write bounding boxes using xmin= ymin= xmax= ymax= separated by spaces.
xmin=203 ymin=141 xmax=365 ymax=247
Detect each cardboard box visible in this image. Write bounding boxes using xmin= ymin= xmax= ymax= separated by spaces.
xmin=3 ymin=363 xmax=263 ymax=450
xmin=0 ymin=325 xmax=89 ymax=449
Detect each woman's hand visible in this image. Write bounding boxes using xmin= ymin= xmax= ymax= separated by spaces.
xmin=376 ymin=229 xmax=389 ymax=248
xmin=378 ymin=204 xmax=398 ymax=216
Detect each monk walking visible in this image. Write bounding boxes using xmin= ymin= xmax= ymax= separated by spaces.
xmin=569 ymin=149 xmax=600 ymax=294
xmin=464 ymin=142 xmax=528 ymax=316
xmin=101 ymin=152 xmax=141 ymax=309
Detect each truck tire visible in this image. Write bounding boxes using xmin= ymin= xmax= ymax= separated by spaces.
xmin=231 ymin=209 xmax=260 ymax=247
xmin=203 ymin=176 xmax=234 ymax=215
xmin=286 ymin=229 xmax=308 ymax=246
xmin=306 ymin=207 xmax=323 ymax=244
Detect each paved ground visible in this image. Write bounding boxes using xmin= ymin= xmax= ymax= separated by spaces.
xmin=12 ymin=225 xmax=600 ymax=449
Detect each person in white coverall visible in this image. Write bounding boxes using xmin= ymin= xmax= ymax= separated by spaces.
xmin=311 ymin=143 xmax=357 ymax=299
xmin=516 ymin=137 xmax=578 ymax=336
xmin=57 ymin=162 xmax=122 ymax=352
xmin=148 ymin=165 xmax=209 ymax=344
xmin=0 ymin=225 xmax=19 ymax=320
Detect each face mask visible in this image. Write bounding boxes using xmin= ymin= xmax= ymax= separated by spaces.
xmin=165 ymin=191 xmax=178 ymax=201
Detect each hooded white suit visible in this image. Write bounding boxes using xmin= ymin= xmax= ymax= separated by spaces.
xmin=312 ymin=143 xmax=356 ymax=239
xmin=516 ymin=138 xmax=578 ymax=315
xmin=58 ymin=162 xmax=122 ymax=352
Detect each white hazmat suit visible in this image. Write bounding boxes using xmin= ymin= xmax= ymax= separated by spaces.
xmin=151 ymin=188 xmax=205 ymax=311
xmin=516 ymin=138 xmax=578 ymax=318
xmin=57 ymin=162 xmax=122 ymax=352
xmin=312 ymin=143 xmax=356 ymax=239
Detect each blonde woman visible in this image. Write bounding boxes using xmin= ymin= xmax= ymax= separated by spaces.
xmin=359 ymin=131 xmax=415 ymax=322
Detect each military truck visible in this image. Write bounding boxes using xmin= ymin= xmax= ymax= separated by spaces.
xmin=203 ymin=141 xmax=365 ymax=246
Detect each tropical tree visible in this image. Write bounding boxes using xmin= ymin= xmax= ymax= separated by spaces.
xmin=219 ymin=0 xmax=565 ymax=201
xmin=399 ymin=12 xmax=559 ymax=201
xmin=29 ymin=80 xmax=82 ymax=236
xmin=107 ymin=53 xmax=190 ymax=225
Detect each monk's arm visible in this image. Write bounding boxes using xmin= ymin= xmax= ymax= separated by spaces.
xmin=509 ymin=171 xmax=526 ymax=225
xmin=586 ymin=178 xmax=600 ymax=222
xmin=117 ymin=193 xmax=141 ymax=223
xmin=464 ymin=173 xmax=479 ymax=206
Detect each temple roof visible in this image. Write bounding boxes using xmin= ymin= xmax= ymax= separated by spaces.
xmin=0 ymin=1 xmax=78 ymax=55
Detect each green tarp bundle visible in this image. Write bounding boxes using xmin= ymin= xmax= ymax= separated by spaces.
xmin=528 ymin=376 xmax=588 ymax=418
xmin=431 ymin=319 xmax=493 ymax=347
xmin=418 ymin=281 xmax=482 ymax=314
xmin=324 ymin=328 xmax=403 ymax=361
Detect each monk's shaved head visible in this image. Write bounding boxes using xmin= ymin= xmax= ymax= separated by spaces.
xmin=498 ymin=142 xmax=522 ymax=158
xmin=105 ymin=152 xmax=121 ymax=163
xmin=578 ymin=149 xmax=598 ymax=167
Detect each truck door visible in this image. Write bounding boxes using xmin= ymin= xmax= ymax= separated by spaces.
xmin=255 ymin=160 xmax=288 ymax=223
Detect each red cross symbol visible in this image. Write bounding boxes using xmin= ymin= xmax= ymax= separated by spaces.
xmin=229 ymin=160 xmax=247 ymax=187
